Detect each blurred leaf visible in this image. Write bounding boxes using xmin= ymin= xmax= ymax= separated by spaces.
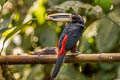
xmin=47 ymin=1 xmax=92 ymax=15
xmin=0 ymin=0 xmax=7 ymax=6
xmin=96 ymin=71 xmax=116 ymax=80
xmin=96 ymin=10 xmax=120 ymax=52
xmin=94 ymin=0 xmax=112 ymax=11
xmin=26 ymin=64 xmax=53 ymax=80
xmin=35 ymin=25 xmax=57 ymax=47
xmin=38 ymin=0 xmax=46 ymax=5
xmin=112 ymin=0 xmax=120 ymax=7
xmin=108 ymin=9 xmax=120 ymax=26
xmin=88 ymin=37 xmax=94 ymax=44
xmin=0 ymin=14 xmax=11 ymax=34
xmin=3 ymin=19 xmax=33 ymax=43
xmin=56 ymin=64 xmax=86 ymax=80
xmin=87 ymin=5 xmax=103 ymax=19
xmin=47 ymin=0 xmax=66 ymax=7
xmin=33 ymin=1 xmax=46 ymax=24
xmin=0 ymin=27 xmax=14 ymax=34
xmin=100 ymin=63 xmax=118 ymax=71
xmin=26 ymin=65 xmax=44 ymax=80
xmin=96 ymin=16 xmax=120 ymax=52
xmin=80 ymin=20 xmax=99 ymax=53
xmin=2 ymin=27 xmax=15 ymax=37
xmin=0 ymin=19 xmax=36 ymax=54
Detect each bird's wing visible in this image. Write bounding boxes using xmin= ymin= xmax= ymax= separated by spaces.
xmin=65 ymin=30 xmax=81 ymax=50
xmin=58 ymin=25 xmax=69 ymax=50
xmin=58 ymin=23 xmax=83 ymax=51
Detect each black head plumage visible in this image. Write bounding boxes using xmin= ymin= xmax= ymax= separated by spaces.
xmin=71 ymin=14 xmax=84 ymax=29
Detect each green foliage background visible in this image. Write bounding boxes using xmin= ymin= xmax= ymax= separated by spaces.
xmin=0 ymin=0 xmax=120 ymax=80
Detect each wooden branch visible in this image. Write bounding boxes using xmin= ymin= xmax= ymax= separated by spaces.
xmin=0 ymin=53 xmax=120 ymax=64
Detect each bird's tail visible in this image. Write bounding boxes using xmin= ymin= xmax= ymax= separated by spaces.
xmin=51 ymin=53 xmax=66 ymax=79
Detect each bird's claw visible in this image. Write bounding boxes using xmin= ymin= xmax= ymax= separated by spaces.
xmin=76 ymin=51 xmax=82 ymax=54
xmin=72 ymin=51 xmax=82 ymax=56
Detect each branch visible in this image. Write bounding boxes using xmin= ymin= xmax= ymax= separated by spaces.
xmin=0 ymin=53 xmax=120 ymax=64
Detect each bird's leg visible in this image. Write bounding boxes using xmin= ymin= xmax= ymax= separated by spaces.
xmin=70 ymin=43 xmax=82 ymax=56
xmin=75 ymin=40 xmax=82 ymax=55
xmin=75 ymin=51 xmax=82 ymax=55
xmin=70 ymin=45 xmax=81 ymax=56
xmin=70 ymin=45 xmax=76 ymax=53
xmin=76 ymin=40 xmax=81 ymax=52
xmin=76 ymin=51 xmax=82 ymax=53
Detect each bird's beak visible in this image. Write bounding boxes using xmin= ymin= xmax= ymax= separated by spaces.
xmin=46 ymin=13 xmax=72 ymax=22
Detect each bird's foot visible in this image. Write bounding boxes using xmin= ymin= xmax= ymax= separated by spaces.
xmin=76 ymin=51 xmax=82 ymax=54
xmin=73 ymin=51 xmax=82 ymax=56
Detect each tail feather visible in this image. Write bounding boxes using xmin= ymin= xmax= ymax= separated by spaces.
xmin=51 ymin=53 xmax=65 ymax=78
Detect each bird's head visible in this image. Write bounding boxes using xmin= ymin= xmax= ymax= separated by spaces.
xmin=46 ymin=13 xmax=84 ymax=27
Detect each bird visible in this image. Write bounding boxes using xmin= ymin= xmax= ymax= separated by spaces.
xmin=46 ymin=13 xmax=85 ymax=79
